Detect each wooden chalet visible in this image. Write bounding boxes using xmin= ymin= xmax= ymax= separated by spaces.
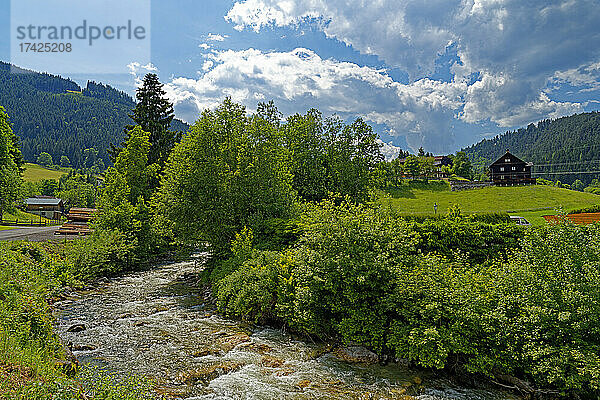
xmin=24 ymin=197 xmax=64 ymax=220
xmin=56 ymin=208 xmax=97 ymax=236
xmin=489 ymin=150 xmax=535 ymax=185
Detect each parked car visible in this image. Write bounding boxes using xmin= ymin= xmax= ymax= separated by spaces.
xmin=509 ymin=216 xmax=531 ymax=226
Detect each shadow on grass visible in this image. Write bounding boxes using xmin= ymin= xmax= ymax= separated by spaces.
xmin=384 ymin=180 xmax=450 ymax=199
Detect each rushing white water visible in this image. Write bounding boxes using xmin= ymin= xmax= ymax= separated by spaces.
xmin=53 ymin=257 xmax=518 ymax=400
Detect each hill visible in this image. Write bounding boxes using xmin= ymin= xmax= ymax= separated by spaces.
xmin=22 ymin=163 xmax=68 ymax=183
xmin=464 ymin=112 xmax=600 ymax=185
xmin=0 ymin=61 xmax=188 ymax=169
xmin=378 ymin=181 xmax=600 ymax=225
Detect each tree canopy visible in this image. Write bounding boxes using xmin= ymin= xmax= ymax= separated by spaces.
xmin=0 ymin=107 xmax=23 ymax=213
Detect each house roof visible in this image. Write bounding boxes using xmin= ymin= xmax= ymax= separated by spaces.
xmin=25 ymin=197 xmax=63 ymax=206
xmin=490 ymin=150 xmax=527 ymax=166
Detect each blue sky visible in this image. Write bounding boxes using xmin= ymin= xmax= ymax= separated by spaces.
xmin=2 ymin=0 xmax=600 ymax=157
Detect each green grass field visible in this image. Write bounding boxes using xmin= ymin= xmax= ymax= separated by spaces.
xmin=22 ymin=163 xmax=68 ymax=183
xmin=378 ymin=181 xmax=600 ymax=226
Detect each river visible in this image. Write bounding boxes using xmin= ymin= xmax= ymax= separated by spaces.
xmin=53 ymin=255 xmax=519 ymax=400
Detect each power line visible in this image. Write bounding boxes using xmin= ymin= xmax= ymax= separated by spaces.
xmin=532 ymin=171 xmax=600 ymax=176
xmin=534 ymin=160 xmax=600 ymax=168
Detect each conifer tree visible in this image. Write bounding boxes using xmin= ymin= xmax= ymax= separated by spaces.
xmin=110 ymin=73 xmax=180 ymax=167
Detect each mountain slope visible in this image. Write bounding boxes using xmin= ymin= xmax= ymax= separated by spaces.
xmin=0 ymin=62 xmax=188 ymax=168
xmin=464 ymin=112 xmax=600 ymax=185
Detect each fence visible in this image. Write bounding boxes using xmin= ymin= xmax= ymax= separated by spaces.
xmin=0 ymin=218 xmax=62 ymax=227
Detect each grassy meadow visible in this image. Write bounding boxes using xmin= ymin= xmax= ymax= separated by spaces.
xmin=378 ymin=181 xmax=600 ymax=226
xmin=22 ymin=163 xmax=68 ymax=183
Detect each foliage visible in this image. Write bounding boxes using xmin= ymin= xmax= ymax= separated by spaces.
xmin=111 ymin=74 xmax=181 ymax=168
xmin=282 ymin=107 xmax=382 ymax=202
xmin=0 ymin=107 xmax=22 ymax=214
xmin=211 ymin=202 xmax=600 ymax=397
xmin=56 ymin=173 xmax=98 ymax=209
xmin=402 ymin=155 xmax=420 ymax=180
xmin=451 ymin=151 xmax=473 ymax=180
xmin=572 ymin=179 xmax=585 ymax=191
xmin=0 ymin=241 xmax=157 ymax=399
xmin=36 ymin=152 xmax=53 ymax=168
xmin=65 ymin=230 xmax=138 ymax=281
xmin=154 ymin=98 xmax=296 ymax=254
xmin=60 ymin=155 xmax=70 ymax=167
xmin=97 ymin=127 xmax=161 ymax=258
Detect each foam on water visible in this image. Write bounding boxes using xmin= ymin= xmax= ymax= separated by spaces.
xmin=53 ymin=258 xmax=519 ymax=400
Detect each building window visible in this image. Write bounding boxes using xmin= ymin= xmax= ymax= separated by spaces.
xmin=512 ymin=166 xmax=516 ymax=171
xmin=500 ymin=167 xmax=504 ymax=171
xmin=501 ymin=175 xmax=505 ymax=179
xmin=505 ymin=158 xmax=510 ymax=162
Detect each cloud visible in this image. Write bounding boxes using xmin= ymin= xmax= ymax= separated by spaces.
xmin=202 ymin=60 xmax=214 ymax=72
xmin=127 ymin=62 xmax=158 ymax=86
xmin=159 ymin=47 xmax=475 ymax=153
xmin=198 ymin=43 xmax=211 ymax=49
xmin=550 ymin=61 xmax=600 ymax=92
xmin=225 ymin=0 xmax=600 ymax=144
xmin=378 ymin=139 xmax=404 ymax=160
xmin=207 ymin=33 xmax=229 ymax=42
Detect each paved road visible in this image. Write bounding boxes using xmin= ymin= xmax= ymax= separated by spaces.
xmin=0 ymin=226 xmax=73 ymax=242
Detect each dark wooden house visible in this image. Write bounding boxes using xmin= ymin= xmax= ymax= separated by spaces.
xmin=489 ymin=150 xmax=535 ymax=185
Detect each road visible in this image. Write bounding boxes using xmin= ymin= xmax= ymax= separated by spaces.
xmin=0 ymin=226 xmax=74 ymax=242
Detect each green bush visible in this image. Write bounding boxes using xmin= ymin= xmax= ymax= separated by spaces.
xmin=211 ymin=201 xmax=600 ymax=397
xmin=65 ymin=230 xmax=138 ymax=281
xmin=569 ymin=204 xmax=600 ymax=214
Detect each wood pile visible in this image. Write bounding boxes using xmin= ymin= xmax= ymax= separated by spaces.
xmin=543 ymin=212 xmax=600 ymax=225
xmin=56 ymin=208 xmax=97 ymax=236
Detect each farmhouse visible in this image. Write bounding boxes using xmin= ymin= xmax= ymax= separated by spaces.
xmin=432 ymin=156 xmax=453 ymax=178
xmin=24 ymin=197 xmax=64 ymax=220
xmin=489 ymin=150 xmax=535 ymax=185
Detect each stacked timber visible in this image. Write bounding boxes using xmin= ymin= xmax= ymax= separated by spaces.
xmin=56 ymin=208 xmax=97 ymax=235
xmin=543 ymin=212 xmax=600 ymax=225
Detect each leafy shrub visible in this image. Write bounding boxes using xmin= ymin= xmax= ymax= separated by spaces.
xmin=211 ymin=201 xmax=600 ymax=397
xmin=65 ymin=230 xmax=138 ymax=281
xmin=569 ymin=204 xmax=600 ymax=214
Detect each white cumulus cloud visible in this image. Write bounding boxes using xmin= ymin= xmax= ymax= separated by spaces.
xmin=225 ymin=0 xmax=600 ymax=145
xmin=155 ymin=47 xmax=476 ymax=152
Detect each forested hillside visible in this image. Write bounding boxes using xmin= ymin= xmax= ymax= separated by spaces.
xmin=0 ymin=62 xmax=187 ymax=168
xmin=464 ymin=112 xmax=600 ymax=185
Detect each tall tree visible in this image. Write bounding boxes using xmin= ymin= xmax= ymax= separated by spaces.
xmin=110 ymin=73 xmax=180 ymax=167
xmin=154 ymin=98 xmax=295 ymax=253
xmin=452 ymin=151 xmax=474 ymax=180
xmin=0 ymin=107 xmax=22 ymax=216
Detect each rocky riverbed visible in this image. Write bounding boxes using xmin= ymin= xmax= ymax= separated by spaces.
xmin=53 ymin=255 xmax=519 ymax=399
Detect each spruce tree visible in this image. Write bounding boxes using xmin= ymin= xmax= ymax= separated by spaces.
xmin=110 ymin=73 xmax=180 ymax=167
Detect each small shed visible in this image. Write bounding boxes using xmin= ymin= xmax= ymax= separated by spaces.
xmin=489 ymin=150 xmax=535 ymax=185
xmin=24 ymin=197 xmax=64 ymax=220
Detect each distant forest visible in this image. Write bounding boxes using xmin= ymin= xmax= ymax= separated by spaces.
xmin=464 ymin=112 xmax=600 ymax=185
xmin=0 ymin=61 xmax=188 ymax=169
